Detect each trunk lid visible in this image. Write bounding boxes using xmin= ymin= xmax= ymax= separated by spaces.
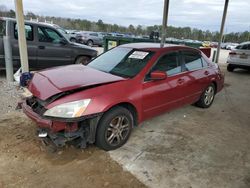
xmin=28 ymin=65 xmax=125 ymax=100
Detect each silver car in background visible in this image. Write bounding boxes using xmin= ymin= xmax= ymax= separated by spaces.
xmin=75 ymin=31 xmax=104 ymax=46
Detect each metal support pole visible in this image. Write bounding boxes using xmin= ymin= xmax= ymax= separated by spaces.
xmin=215 ymin=0 xmax=229 ymax=64
xmin=160 ymin=0 xmax=170 ymax=48
xmin=3 ymin=36 xmax=14 ymax=82
xmin=14 ymin=0 xmax=29 ymax=72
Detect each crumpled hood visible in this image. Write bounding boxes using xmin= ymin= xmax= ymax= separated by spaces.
xmin=28 ymin=65 xmax=125 ymax=100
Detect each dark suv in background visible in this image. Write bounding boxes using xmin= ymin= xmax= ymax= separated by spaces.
xmin=75 ymin=31 xmax=104 ymax=47
xmin=0 ymin=17 xmax=97 ymax=69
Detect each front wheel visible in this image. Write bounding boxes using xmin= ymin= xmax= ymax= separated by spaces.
xmin=195 ymin=84 xmax=215 ymax=108
xmin=96 ymin=106 xmax=133 ymax=151
xmin=75 ymin=56 xmax=91 ymax=65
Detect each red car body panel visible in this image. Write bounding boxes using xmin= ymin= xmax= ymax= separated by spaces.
xmin=28 ymin=65 xmax=125 ymax=100
xmin=23 ymin=44 xmax=224 ymax=131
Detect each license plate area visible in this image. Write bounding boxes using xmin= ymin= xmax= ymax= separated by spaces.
xmin=240 ymin=54 xmax=248 ymax=59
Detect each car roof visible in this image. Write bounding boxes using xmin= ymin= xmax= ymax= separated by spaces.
xmin=0 ymin=17 xmax=60 ymax=28
xmin=240 ymin=41 xmax=250 ymax=45
xmin=119 ymin=42 xmax=196 ymax=52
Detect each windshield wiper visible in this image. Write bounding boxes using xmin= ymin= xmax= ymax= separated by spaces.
xmin=109 ymin=71 xmax=131 ymax=78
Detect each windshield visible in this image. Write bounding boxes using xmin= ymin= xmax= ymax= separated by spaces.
xmin=56 ymin=27 xmax=70 ymax=41
xmin=88 ymin=47 xmax=154 ymax=78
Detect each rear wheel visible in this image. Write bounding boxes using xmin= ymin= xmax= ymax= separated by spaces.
xmin=75 ymin=56 xmax=91 ymax=65
xmin=227 ymin=64 xmax=234 ymax=72
xmin=96 ymin=106 xmax=133 ymax=151
xmin=87 ymin=40 xmax=94 ymax=47
xmin=195 ymin=84 xmax=215 ymax=108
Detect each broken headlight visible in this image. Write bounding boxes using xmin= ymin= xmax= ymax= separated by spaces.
xmin=43 ymin=99 xmax=91 ymax=118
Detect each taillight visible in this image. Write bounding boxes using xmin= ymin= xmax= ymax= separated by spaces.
xmin=229 ymin=51 xmax=236 ymax=55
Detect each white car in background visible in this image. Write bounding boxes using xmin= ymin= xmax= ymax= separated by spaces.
xmin=226 ymin=43 xmax=238 ymax=50
xmin=227 ymin=42 xmax=250 ymax=72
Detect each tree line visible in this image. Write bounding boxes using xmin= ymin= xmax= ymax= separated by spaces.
xmin=0 ymin=5 xmax=249 ymax=43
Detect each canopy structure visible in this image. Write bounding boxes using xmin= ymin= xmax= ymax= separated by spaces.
xmin=161 ymin=0 xmax=230 ymax=63
xmin=12 ymin=0 xmax=230 ymax=79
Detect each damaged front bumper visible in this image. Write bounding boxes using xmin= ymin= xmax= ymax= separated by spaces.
xmin=21 ymin=101 xmax=102 ymax=148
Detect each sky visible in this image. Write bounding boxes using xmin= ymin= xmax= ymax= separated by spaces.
xmin=0 ymin=0 xmax=249 ymax=32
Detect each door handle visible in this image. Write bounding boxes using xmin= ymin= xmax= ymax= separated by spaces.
xmin=177 ymin=78 xmax=185 ymax=84
xmin=204 ymin=71 xmax=210 ymax=75
xmin=38 ymin=46 xmax=45 ymax=49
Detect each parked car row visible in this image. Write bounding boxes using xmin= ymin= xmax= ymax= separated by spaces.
xmin=65 ymin=30 xmax=135 ymax=46
xmin=0 ymin=17 xmax=97 ymax=69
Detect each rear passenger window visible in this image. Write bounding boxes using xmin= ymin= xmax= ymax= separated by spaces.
xmin=183 ymin=51 xmax=203 ymax=71
xmin=90 ymin=33 xmax=98 ymax=36
xmin=241 ymin=44 xmax=250 ymax=50
xmin=152 ymin=52 xmax=181 ymax=76
xmin=14 ymin=24 xmax=33 ymax=41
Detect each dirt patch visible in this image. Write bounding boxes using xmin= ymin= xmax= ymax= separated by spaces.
xmin=0 ymin=112 xmax=145 ymax=188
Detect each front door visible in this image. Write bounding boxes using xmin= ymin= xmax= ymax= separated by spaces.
xmin=142 ymin=51 xmax=189 ymax=120
xmin=36 ymin=26 xmax=72 ymax=69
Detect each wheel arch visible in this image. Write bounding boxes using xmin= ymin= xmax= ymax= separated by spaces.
xmin=74 ymin=55 xmax=92 ymax=64
xmin=211 ymin=81 xmax=217 ymax=93
xmin=104 ymin=102 xmax=139 ymax=127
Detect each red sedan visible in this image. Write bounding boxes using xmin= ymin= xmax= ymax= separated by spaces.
xmin=22 ymin=43 xmax=224 ymax=150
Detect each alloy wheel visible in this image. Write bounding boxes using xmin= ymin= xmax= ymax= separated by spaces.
xmin=204 ymin=86 xmax=215 ymax=105
xmin=105 ymin=116 xmax=130 ymax=147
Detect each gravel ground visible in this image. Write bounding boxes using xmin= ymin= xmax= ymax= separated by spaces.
xmin=0 ymin=71 xmax=21 ymax=115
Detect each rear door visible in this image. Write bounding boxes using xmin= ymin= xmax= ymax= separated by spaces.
xmin=181 ymin=50 xmax=210 ymax=103
xmin=36 ymin=26 xmax=73 ymax=68
xmin=89 ymin=33 xmax=100 ymax=45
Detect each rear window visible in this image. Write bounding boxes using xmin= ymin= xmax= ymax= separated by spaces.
xmin=183 ymin=51 xmax=203 ymax=71
xmin=14 ymin=24 xmax=33 ymax=41
xmin=0 ymin=20 xmax=6 ymax=37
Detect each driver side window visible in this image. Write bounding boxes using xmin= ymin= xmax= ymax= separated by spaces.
xmin=152 ymin=52 xmax=182 ymax=76
xmin=38 ymin=27 xmax=63 ymax=43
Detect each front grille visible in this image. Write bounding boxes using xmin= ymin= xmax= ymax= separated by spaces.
xmin=26 ymin=97 xmax=46 ymax=115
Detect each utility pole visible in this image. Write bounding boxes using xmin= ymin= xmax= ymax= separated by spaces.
xmin=14 ymin=0 xmax=29 ymax=72
xmin=215 ymin=0 xmax=229 ymax=64
xmin=160 ymin=0 xmax=170 ymax=48
xmin=3 ymin=20 xmax=14 ymax=82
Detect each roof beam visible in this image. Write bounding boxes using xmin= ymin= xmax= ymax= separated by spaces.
xmin=161 ymin=0 xmax=170 ymax=48
xmin=215 ymin=0 xmax=229 ymax=63
xmin=14 ymin=0 xmax=29 ymax=72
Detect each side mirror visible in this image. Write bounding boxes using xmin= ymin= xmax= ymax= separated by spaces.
xmin=150 ymin=71 xmax=167 ymax=80
xmin=59 ymin=38 xmax=68 ymax=45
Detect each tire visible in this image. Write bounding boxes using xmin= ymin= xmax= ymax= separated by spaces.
xmin=70 ymin=38 xmax=77 ymax=43
xmin=87 ymin=40 xmax=94 ymax=47
xmin=75 ymin=56 xmax=91 ymax=65
xmin=96 ymin=106 xmax=133 ymax=151
xmin=227 ymin=64 xmax=234 ymax=72
xmin=195 ymin=84 xmax=216 ymax=108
